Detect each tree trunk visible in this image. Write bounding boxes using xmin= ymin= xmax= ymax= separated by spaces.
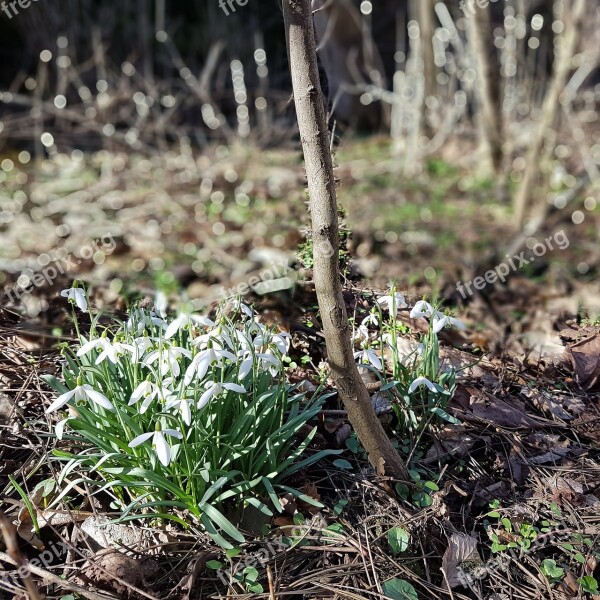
xmin=513 ymin=0 xmax=586 ymax=228
xmin=466 ymin=2 xmax=504 ymax=175
xmin=417 ymin=0 xmax=436 ymax=104
xmin=282 ymin=0 xmax=408 ymax=481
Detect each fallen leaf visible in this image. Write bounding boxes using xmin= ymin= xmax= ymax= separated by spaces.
xmin=570 ymin=335 xmax=600 ymax=390
xmin=441 ymin=533 xmax=482 ymax=589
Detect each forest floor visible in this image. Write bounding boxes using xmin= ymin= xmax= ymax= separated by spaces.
xmin=0 ymin=137 xmax=599 ymax=599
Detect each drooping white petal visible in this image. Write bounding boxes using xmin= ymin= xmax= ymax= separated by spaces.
xmin=432 ymin=315 xmax=449 ymax=334
xmin=362 ymin=313 xmax=379 ymax=327
xmin=164 ymin=429 xmax=183 ymax=439
xmin=408 ymin=376 xmax=438 ymax=394
xmin=130 ymin=381 xmax=151 ymax=404
xmin=128 ymin=431 xmax=155 ymax=448
xmin=191 ymin=314 xmax=215 ymax=328
xmin=410 ymin=301 xmax=434 ymax=319
xmin=449 ymin=316 xmax=466 ymax=330
xmin=73 ymin=289 xmax=88 ymax=312
xmin=180 ymin=401 xmax=191 ymax=426
xmin=165 ymin=315 xmax=187 ymax=339
xmin=198 ymin=384 xmax=218 ymax=409
xmin=82 ymin=385 xmax=114 ymax=410
xmin=155 ymin=291 xmax=168 ymax=318
xmin=153 ymin=432 xmax=171 ymax=466
xmin=377 ymin=293 xmax=407 ymax=312
xmin=46 ymin=388 xmax=77 ymax=414
xmin=238 ymin=357 xmax=253 ymax=380
xmin=222 ymin=383 xmax=246 ymax=393
xmin=77 ymin=339 xmax=99 ymax=356
xmin=55 ymin=418 xmax=71 ymax=440
xmin=366 ymin=350 xmax=382 ymax=370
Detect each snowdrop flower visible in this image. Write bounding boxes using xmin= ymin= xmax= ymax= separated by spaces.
xmin=382 ymin=332 xmax=402 ymax=348
xmin=165 ymin=311 xmax=215 ymax=339
xmin=432 ymin=313 xmax=466 ymax=334
xmin=193 ymin=327 xmax=234 ymax=351
xmin=61 ymin=287 xmax=88 ymax=313
xmin=410 ymin=301 xmax=435 ymax=319
xmin=129 ymin=426 xmax=183 ymax=467
xmin=362 ymin=313 xmax=379 ymax=328
xmin=155 ymin=291 xmax=168 ymax=318
xmin=408 ymin=376 xmax=439 ymax=394
xmin=354 ymin=348 xmax=382 ymax=370
xmin=184 ymin=346 xmax=238 ymax=385
xmin=197 ymin=382 xmax=246 ymax=410
xmin=165 ymin=396 xmax=193 ymax=426
xmin=129 ymin=336 xmax=155 ymax=361
xmin=129 ymin=379 xmax=174 ymax=414
xmin=231 ymin=299 xmax=253 ymax=319
xmin=251 ymin=330 xmax=290 ymax=356
xmin=238 ymin=352 xmax=280 ymax=380
xmin=77 ymin=337 xmax=133 ymax=365
xmin=46 ymin=383 xmax=113 ymax=414
xmin=126 ymin=310 xmax=167 ymax=335
xmin=144 ymin=346 xmax=192 ymax=377
xmin=377 ymin=292 xmax=407 ymax=312
xmin=352 ymin=324 xmax=370 ymax=344
xmin=54 ymin=417 xmax=71 ymax=440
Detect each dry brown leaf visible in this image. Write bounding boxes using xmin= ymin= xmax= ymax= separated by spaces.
xmin=452 ymin=386 xmax=555 ymax=429
xmin=570 ymin=334 xmax=600 ymax=390
xmin=441 ymin=533 xmax=482 ymax=589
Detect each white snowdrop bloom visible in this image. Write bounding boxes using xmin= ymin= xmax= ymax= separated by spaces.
xmin=238 ymin=351 xmax=281 ymax=380
xmin=238 ymin=356 xmax=254 ymax=380
xmin=144 ymin=346 xmax=192 ymax=377
xmin=354 ymin=348 xmax=383 ymax=370
xmin=165 ymin=396 xmax=193 ymax=426
xmin=183 ymin=346 xmax=238 ymax=385
xmin=352 ymin=324 xmax=370 ymax=344
xmin=77 ymin=337 xmax=133 ymax=365
xmin=234 ymin=329 xmax=254 ymax=353
xmin=128 ymin=380 xmax=174 ymax=413
xmin=46 ymin=384 xmax=113 ymax=414
xmin=271 ymin=332 xmax=291 ymax=354
xmin=408 ymin=376 xmax=439 ymax=394
xmin=54 ymin=417 xmax=71 ymax=440
xmin=232 ymin=299 xmax=253 ymax=318
xmin=362 ymin=313 xmax=379 ymax=327
xmin=410 ymin=301 xmax=435 ymax=319
xmin=126 ymin=310 xmax=167 ymax=335
xmin=128 ymin=427 xmax=183 ymax=466
xmin=197 ymin=382 xmax=247 ymax=410
xmin=432 ymin=313 xmax=466 ymax=334
xmin=129 ymin=336 xmax=155 ymax=361
xmin=193 ymin=327 xmax=234 ymax=351
xmin=61 ymin=287 xmax=88 ymax=312
xmin=376 ymin=292 xmax=407 ymax=312
xmin=155 ymin=291 xmax=168 ymax=318
xmin=165 ymin=312 xmax=215 ymax=339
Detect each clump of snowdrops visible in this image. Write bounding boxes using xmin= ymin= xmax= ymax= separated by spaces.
xmin=353 ymin=286 xmax=464 ymax=436
xmin=45 ymin=287 xmax=336 ymax=548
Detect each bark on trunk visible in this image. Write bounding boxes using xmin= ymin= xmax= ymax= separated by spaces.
xmin=417 ymin=0 xmax=436 ymax=103
xmin=513 ymin=0 xmax=586 ymax=228
xmin=282 ymin=0 xmax=408 ymax=481
xmin=467 ymin=3 xmax=504 ymax=175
